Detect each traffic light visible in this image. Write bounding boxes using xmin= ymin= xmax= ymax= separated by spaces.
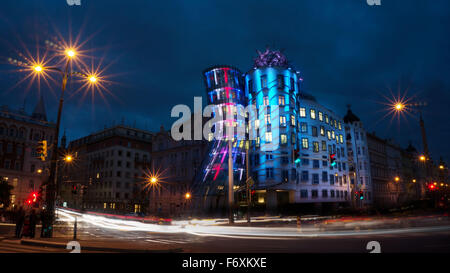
xmin=428 ymin=183 xmax=437 ymax=191
xmin=25 ymin=191 xmax=39 ymax=206
xmin=329 ymin=153 xmax=336 ymax=167
xmin=72 ymin=185 xmax=78 ymax=195
xmin=359 ymin=190 xmax=364 ymax=200
xmin=36 ymin=140 xmax=48 ymax=161
xmin=292 ymin=149 xmax=300 ymax=164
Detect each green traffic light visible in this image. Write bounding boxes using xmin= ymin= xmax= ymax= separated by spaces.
xmin=295 ymin=158 xmax=301 ymax=164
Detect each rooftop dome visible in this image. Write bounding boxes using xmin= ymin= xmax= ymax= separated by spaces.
xmin=254 ymin=48 xmax=289 ymax=68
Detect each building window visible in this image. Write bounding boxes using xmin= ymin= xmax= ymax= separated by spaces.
xmin=300 ymin=122 xmax=307 ymax=133
xmin=313 ymin=159 xmax=320 ymax=168
xmin=318 ymin=111 xmax=323 ymax=121
xmin=312 ymin=174 xmax=319 ymax=184
xmin=280 ymin=134 xmax=287 ymax=145
xmin=301 ymin=138 xmax=309 ymax=149
xmin=339 ymin=134 xmax=343 ymax=144
xmin=338 ymin=122 xmax=342 ymax=130
xmin=322 ymin=190 xmax=328 ymax=198
xmin=300 ymin=107 xmax=306 ymax=118
xmin=265 ymin=132 xmax=272 ymax=143
xmin=278 ymin=95 xmax=285 ymax=106
xmin=280 ymin=116 xmax=286 ymax=127
xmin=323 ymin=160 xmax=328 ymax=167
xmin=325 ymin=114 xmax=329 ymax=124
xmin=330 ymin=190 xmax=335 ymax=198
xmin=290 ymin=115 xmax=295 ymax=126
xmin=266 ymin=168 xmax=274 ymax=178
xmin=311 ymin=190 xmax=318 ymax=198
xmin=277 ymin=75 xmax=284 ymax=89
xmin=310 ymin=109 xmax=316 ymax=120
xmin=313 ymin=141 xmax=319 ymax=153
xmin=302 ymin=158 xmax=309 ymax=166
xmin=300 ymin=190 xmax=308 ymax=198
xmin=263 ymin=96 xmax=269 ymax=106
xmin=301 ymin=171 xmax=309 ymax=182
xmin=261 ymin=75 xmax=267 ymax=88
xmin=322 ymin=171 xmax=328 ymax=182
xmin=265 ymin=114 xmax=271 ymax=125
xmin=290 ymin=77 xmax=295 ymax=91
xmin=327 ymin=130 xmax=331 ymax=140
xmin=312 ymin=126 xmax=318 ymax=137
xmin=321 ymin=141 xmax=327 ymax=151
xmin=330 ymin=174 xmax=335 ymax=185
xmin=320 ymin=126 xmax=325 ymax=136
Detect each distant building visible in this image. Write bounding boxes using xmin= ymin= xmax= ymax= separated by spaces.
xmin=366 ymin=133 xmax=410 ymax=208
xmin=64 ymin=125 xmax=153 ymax=213
xmin=0 ymin=96 xmax=56 ymax=208
xmin=151 ymin=125 xmax=208 ymax=217
xmin=343 ymin=106 xmax=373 ymax=208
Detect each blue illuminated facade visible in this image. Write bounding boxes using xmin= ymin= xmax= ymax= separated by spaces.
xmin=193 ymin=50 xmax=367 ymax=215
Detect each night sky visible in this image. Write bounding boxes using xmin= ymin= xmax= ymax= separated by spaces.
xmin=0 ymin=0 xmax=449 ymax=163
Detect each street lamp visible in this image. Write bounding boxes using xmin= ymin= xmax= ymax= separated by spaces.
xmin=395 ymin=176 xmax=400 ymax=182
xmin=9 ymin=42 xmax=105 ymax=238
xmin=64 ymin=155 xmax=73 ymax=163
xmin=419 ymin=155 xmax=426 ymax=162
xmin=185 ymin=192 xmax=191 ymax=200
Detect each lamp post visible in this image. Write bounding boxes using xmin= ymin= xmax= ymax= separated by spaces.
xmin=10 ymin=46 xmax=102 ymax=238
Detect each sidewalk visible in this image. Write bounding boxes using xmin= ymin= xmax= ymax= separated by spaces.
xmin=2 ymin=237 xmax=183 ymax=253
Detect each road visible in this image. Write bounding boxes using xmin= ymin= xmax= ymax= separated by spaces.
xmin=0 ymin=209 xmax=448 ymax=253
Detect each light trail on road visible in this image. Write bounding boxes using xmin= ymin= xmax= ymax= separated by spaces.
xmin=56 ymin=208 xmax=450 ymax=239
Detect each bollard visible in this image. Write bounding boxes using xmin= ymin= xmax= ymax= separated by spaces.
xmin=73 ymin=217 xmax=77 ymax=240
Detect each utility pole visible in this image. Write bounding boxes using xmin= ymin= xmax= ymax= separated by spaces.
xmin=246 ymin=142 xmax=251 ymax=224
xmin=228 ymin=139 xmax=234 ymax=224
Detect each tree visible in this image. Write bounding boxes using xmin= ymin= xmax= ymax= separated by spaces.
xmin=0 ymin=178 xmax=13 ymax=209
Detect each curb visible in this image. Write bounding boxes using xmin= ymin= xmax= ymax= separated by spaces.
xmin=20 ymin=239 xmax=183 ymax=253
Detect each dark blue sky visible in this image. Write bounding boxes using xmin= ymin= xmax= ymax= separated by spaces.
xmin=0 ymin=0 xmax=449 ymax=162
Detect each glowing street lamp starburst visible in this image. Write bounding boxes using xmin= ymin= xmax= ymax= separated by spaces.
xmin=141 ymin=168 xmax=169 ymax=192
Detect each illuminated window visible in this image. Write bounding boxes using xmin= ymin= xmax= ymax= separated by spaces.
xmin=318 ymin=111 xmax=323 ymax=121
xmin=280 ymin=134 xmax=287 ymax=145
xmin=325 ymin=114 xmax=329 ymax=124
xmin=310 ymin=109 xmax=316 ymax=120
xmin=338 ymin=122 xmax=342 ymax=130
xmin=280 ymin=116 xmax=286 ymax=127
xmin=265 ymin=114 xmax=271 ymax=125
xmin=301 ymin=138 xmax=309 ymax=149
xmin=255 ymin=119 xmax=260 ymax=129
xmin=334 ymin=120 xmax=337 ymax=128
xmin=256 ymin=136 xmax=260 ymax=147
xmin=278 ymin=95 xmax=285 ymax=106
xmin=313 ymin=141 xmax=319 ymax=153
xmin=321 ymin=141 xmax=327 ymax=151
xmin=290 ymin=115 xmax=295 ymax=126
xmin=327 ymin=130 xmax=331 ymax=140
xmin=265 ymin=132 xmax=272 ymax=143
xmin=332 ymin=131 xmax=335 ymax=139
xmin=320 ymin=126 xmax=325 ymax=136
xmin=263 ymin=96 xmax=269 ymax=106
xmin=300 ymin=107 xmax=306 ymax=117
xmin=339 ymin=134 xmax=344 ymax=144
